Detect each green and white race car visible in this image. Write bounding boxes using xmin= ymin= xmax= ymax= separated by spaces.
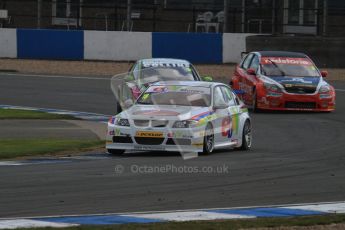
xmin=112 ymin=58 xmax=213 ymax=113
xmin=107 ymin=81 xmax=252 ymax=157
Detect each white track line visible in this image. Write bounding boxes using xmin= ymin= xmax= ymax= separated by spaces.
xmin=0 ymin=219 xmax=77 ymax=229
xmin=284 ymin=202 xmax=345 ymax=214
xmin=0 ymin=162 xmax=24 ymax=166
xmin=1 ymin=201 xmax=344 ymax=220
xmin=335 ymin=88 xmax=345 ymax=92
xmin=123 ymin=211 xmax=255 ymax=221
xmin=0 ymin=105 xmax=111 ymax=117
xmin=1 ymin=201 xmax=344 ymax=229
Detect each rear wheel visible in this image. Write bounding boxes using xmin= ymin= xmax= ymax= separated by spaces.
xmin=107 ymin=149 xmax=125 ymax=155
xmin=239 ymin=120 xmax=252 ymax=150
xmin=252 ymin=90 xmax=260 ymax=113
xmin=203 ymin=123 xmax=215 ymax=154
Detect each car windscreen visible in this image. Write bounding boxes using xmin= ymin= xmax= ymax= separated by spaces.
xmin=137 ymin=85 xmax=211 ymax=107
xmin=140 ymin=67 xmax=196 ymax=83
xmin=260 ymin=57 xmax=320 ymax=77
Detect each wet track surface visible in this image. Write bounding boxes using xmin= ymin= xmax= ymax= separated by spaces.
xmin=0 ymin=73 xmax=345 ymax=218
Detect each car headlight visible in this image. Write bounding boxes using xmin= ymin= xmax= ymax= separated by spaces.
xmin=264 ymin=83 xmax=282 ymax=92
xmin=115 ymin=118 xmax=130 ymax=127
xmin=173 ymin=120 xmax=198 ymax=128
xmin=319 ymin=85 xmax=331 ymax=93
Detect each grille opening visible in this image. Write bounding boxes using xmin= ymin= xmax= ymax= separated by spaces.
xmin=134 ymin=120 xmax=168 ymax=128
xmin=151 ymin=120 xmax=168 ymax=128
xmin=284 ymin=86 xmax=317 ymax=94
xmin=285 ymin=101 xmax=316 ymax=109
xmin=135 ymin=137 xmax=164 ymax=145
xmin=166 ymin=138 xmax=191 ymax=145
xmin=134 ymin=120 xmax=150 ymax=127
xmin=113 ymin=136 xmax=133 ymax=143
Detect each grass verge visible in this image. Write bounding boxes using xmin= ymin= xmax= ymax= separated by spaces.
xmin=10 ymin=214 xmax=345 ymax=230
xmin=0 ymin=139 xmax=104 ymax=159
xmin=0 ymin=108 xmax=76 ymax=120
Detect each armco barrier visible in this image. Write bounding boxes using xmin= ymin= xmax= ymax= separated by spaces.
xmin=152 ymin=32 xmax=223 ymax=64
xmin=17 ymin=29 xmax=84 ymax=60
xmin=0 ymin=28 xmax=17 ymax=58
xmin=84 ymin=31 xmax=152 ymax=61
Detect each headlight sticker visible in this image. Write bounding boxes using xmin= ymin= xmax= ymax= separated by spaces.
xmin=320 ymin=94 xmax=332 ymax=99
xmin=142 ymin=93 xmax=150 ymax=101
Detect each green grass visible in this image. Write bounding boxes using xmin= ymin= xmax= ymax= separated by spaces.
xmin=13 ymin=214 xmax=345 ymax=230
xmin=0 ymin=139 xmax=104 ymax=159
xmin=0 ymin=108 xmax=76 ymax=120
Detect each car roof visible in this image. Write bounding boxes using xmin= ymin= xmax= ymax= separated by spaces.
xmin=255 ymin=51 xmax=308 ymax=58
xmin=151 ymin=81 xmax=222 ymax=88
xmin=139 ymin=58 xmax=191 ymax=65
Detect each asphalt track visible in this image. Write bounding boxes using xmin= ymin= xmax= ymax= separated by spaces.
xmin=0 ymin=73 xmax=345 ymax=218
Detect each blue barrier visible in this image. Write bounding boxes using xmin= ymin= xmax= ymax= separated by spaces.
xmin=152 ymin=32 xmax=223 ymax=64
xmin=12 ymin=29 xmax=230 ymax=63
xmin=17 ymin=29 xmax=84 ymax=60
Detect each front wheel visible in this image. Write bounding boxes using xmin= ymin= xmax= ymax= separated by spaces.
xmin=116 ymin=102 xmax=122 ymax=114
xmin=238 ymin=120 xmax=252 ymax=151
xmin=107 ymin=149 xmax=125 ymax=155
xmin=203 ymin=123 xmax=215 ymax=155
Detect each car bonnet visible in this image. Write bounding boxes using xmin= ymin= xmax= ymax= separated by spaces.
xmin=124 ymin=105 xmax=212 ymax=121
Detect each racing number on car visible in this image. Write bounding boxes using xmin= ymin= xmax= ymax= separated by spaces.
xmin=221 ymin=117 xmax=232 ymax=138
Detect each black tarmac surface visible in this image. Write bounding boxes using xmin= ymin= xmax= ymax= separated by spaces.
xmin=0 ymin=73 xmax=344 ymax=218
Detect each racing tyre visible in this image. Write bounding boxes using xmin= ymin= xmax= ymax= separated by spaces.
xmin=252 ymin=90 xmax=260 ymax=113
xmin=239 ymin=120 xmax=252 ymax=151
xmin=203 ymin=123 xmax=215 ymax=155
xmin=107 ymin=149 xmax=125 ymax=155
xmin=116 ymin=102 xmax=122 ymax=114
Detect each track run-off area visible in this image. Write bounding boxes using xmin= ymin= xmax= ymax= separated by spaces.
xmin=0 ymin=73 xmax=345 ymax=218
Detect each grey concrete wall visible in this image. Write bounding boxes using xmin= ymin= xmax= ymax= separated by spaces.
xmin=84 ymin=31 xmax=152 ymax=61
xmin=246 ymin=35 xmax=345 ymax=68
xmin=223 ymin=33 xmax=257 ymax=63
xmin=0 ymin=28 xmax=17 ymax=58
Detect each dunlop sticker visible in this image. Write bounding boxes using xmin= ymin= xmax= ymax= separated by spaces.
xmin=136 ymin=131 xmax=164 ymax=138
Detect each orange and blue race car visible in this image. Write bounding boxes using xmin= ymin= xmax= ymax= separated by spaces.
xmin=230 ymin=51 xmax=336 ymax=112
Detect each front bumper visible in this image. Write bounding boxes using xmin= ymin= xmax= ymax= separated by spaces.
xmin=106 ymin=125 xmax=205 ymax=153
xmin=257 ymin=91 xmax=335 ymax=112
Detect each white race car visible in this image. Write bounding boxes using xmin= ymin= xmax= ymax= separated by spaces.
xmin=106 ymin=81 xmax=252 ymax=156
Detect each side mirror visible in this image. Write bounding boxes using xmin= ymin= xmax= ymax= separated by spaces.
xmin=321 ymin=71 xmax=328 ymax=78
xmin=233 ymin=89 xmax=245 ymax=95
xmin=213 ymin=102 xmax=228 ymax=110
xmin=124 ymin=99 xmax=134 ymax=109
xmin=246 ymin=68 xmax=256 ymax=76
xmin=202 ymin=75 xmax=213 ymax=82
